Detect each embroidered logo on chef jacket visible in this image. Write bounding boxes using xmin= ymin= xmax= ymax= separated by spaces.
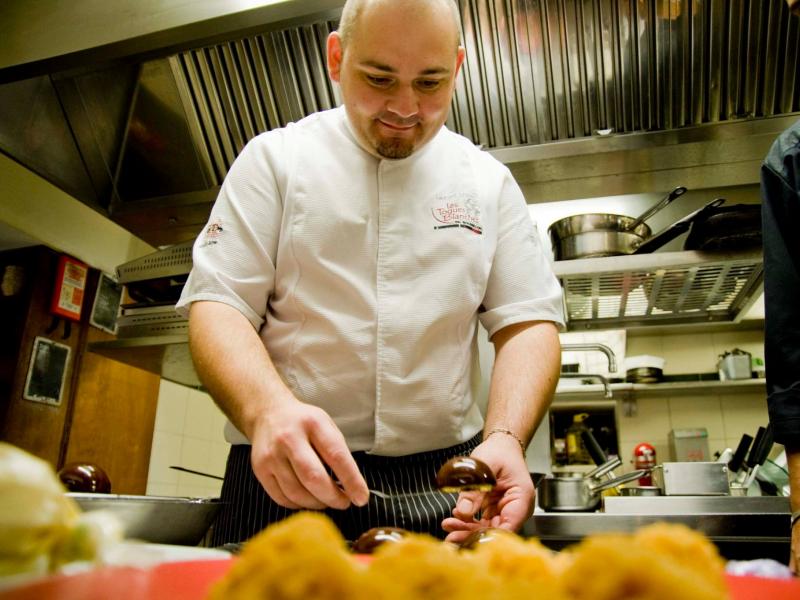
xmin=431 ymin=193 xmax=483 ymax=235
xmin=199 ymin=219 xmax=224 ymax=248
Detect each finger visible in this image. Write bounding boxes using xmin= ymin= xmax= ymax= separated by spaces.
xmin=268 ymin=457 xmax=327 ymax=509
xmin=308 ymin=419 xmax=369 ymax=506
xmin=443 ymin=523 xmax=487 ymax=545
xmin=287 ymin=446 xmax=351 ymax=510
xmin=441 ymin=516 xmax=488 ymax=533
xmin=451 ymin=491 xmax=484 ymax=521
xmin=256 ymin=472 xmax=302 ymax=510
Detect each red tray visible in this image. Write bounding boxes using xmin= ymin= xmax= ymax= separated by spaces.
xmin=1 ymin=558 xmax=797 ymax=600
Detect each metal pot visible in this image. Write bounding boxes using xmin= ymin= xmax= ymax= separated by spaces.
xmin=548 ymin=186 xmax=687 ymax=261
xmin=537 ymin=461 xmax=648 ymax=512
xmin=619 ymin=485 xmax=663 ymax=497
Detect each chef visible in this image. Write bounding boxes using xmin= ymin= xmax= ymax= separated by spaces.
xmin=762 ymin=114 xmax=800 ymax=573
xmin=177 ymin=0 xmax=564 ymax=545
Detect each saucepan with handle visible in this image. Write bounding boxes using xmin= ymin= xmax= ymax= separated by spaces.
xmin=537 ymin=458 xmax=649 ymax=512
xmin=548 ymin=186 xmax=688 ymax=260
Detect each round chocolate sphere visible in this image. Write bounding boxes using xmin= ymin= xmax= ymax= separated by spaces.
xmin=435 ymin=456 xmax=496 ymax=493
xmin=58 ymin=462 xmax=112 ymax=493
xmin=352 ymin=526 xmax=409 ymax=554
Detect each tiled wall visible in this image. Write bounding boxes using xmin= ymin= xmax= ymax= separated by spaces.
xmin=616 ymin=328 xmax=769 ymax=471
xmin=146 ymin=380 xmax=229 ymax=498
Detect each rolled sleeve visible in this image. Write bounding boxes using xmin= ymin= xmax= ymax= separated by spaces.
xmin=176 ymin=132 xmax=286 ymax=330
xmin=478 ymin=170 xmax=565 ymax=338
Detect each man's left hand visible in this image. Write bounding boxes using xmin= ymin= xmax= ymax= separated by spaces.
xmin=441 ymin=433 xmax=534 ymax=543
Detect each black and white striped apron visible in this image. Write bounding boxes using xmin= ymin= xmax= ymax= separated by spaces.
xmin=210 ymin=433 xmax=482 ymax=545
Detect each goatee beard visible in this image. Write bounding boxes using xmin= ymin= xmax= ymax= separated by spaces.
xmin=376 ymin=138 xmax=414 ymax=159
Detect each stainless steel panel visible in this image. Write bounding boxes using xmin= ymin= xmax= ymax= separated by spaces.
xmin=661 ymin=462 xmax=731 ymax=496
xmin=114 ymin=59 xmax=215 ymax=202
xmin=603 ymin=495 xmax=791 ymax=515
xmin=167 ymin=0 xmax=799 ymax=169
xmin=554 ymin=249 xmax=763 ymax=330
xmin=0 ymin=75 xmax=98 ymax=205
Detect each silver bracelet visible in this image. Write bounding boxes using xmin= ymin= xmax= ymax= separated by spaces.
xmin=791 ymin=510 xmax=800 ymax=528
xmin=485 ymin=427 xmax=527 ymax=456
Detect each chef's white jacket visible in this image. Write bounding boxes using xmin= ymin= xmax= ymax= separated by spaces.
xmin=177 ymin=106 xmax=564 ymax=456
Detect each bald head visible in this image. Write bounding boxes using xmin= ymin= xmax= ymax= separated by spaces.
xmin=338 ymin=0 xmax=461 ymax=53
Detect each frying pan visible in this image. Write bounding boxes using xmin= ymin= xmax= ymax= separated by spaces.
xmin=548 ymin=186 xmax=687 ymax=260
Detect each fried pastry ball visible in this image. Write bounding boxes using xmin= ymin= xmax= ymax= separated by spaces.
xmin=368 ymin=533 xmax=494 ymax=599
xmin=208 ymin=512 xmax=368 ymax=600
xmin=561 ymin=523 xmax=729 ymax=600
xmin=463 ymin=529 xmax=569 ymax=598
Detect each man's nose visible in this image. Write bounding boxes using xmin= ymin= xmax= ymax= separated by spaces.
xmin=386 ymin=85 xmax=419 ymax=119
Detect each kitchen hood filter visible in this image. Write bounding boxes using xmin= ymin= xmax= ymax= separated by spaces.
xmin=116 ymin=240 xmax=194 ymax=284
xmin=555 ymin=249 xmax=763 ymax=330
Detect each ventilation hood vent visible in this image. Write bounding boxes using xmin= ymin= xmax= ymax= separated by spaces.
xmin=1 ymin=0 xmax=799 ymax=248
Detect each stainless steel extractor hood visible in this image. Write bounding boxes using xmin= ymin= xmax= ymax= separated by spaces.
xmin=1 ymin=1 xmax=799 ymax=247
xmin=3 ymin=0 xmax=799 ymax=386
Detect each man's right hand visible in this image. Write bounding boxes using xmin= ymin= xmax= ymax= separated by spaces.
xmin=249 ymin=397 xmax=370 ymax=510
xmin=188 ymin=301 xmax=369 ymax=512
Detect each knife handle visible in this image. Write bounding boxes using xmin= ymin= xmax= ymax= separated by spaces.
xmin=728 ymin=433 xmax=753 ymax=473
xmin=581 ymin=428 xmax=608 ymax=467
xmin=745 ymin=426 xmax=767 ymax=469
xmin=753 ymin=424 xmax=773 ymax=467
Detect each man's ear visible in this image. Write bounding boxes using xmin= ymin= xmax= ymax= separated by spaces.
xmin=454 ymin=46 xmax=466 ymax=79
xmin=327 ymin=32 xmax=343 ymax=82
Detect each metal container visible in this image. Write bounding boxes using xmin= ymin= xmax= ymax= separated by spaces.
xmin=548 ymin=186 xmax=686 ymax=260
xmin=619 ymin=485 xmax=662 ymax=497
xmin=660 ymin=462 xmax=730 ymax=496
xmin=718 ymin=349 xmax=752 ymax=381
xmin=68 ymin=493 xmax=223 ymax=546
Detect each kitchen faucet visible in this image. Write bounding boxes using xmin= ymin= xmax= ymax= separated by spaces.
xmin=560 ymin=343 xmax=618 ymax=373
xmin=558 ymin=373 xmax=613 ymax=398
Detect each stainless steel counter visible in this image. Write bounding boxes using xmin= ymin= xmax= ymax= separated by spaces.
xmin=523 ymin=496 xmax=792 ymax=563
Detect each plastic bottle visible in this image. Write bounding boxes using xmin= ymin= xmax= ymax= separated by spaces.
xmin=565 ymin=413 xmax=593 ymax=465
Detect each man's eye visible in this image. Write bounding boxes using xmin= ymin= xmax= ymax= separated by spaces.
xmin=366 ymin=75 xmax=393 ymax=87
xmin=416 ymin=79 xmax=442 ymax=91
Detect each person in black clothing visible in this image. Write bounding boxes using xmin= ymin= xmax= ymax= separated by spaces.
xmin=761 ymin=116 xmax=800 ymax=573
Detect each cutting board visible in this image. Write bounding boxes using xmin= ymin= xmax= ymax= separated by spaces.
xmin=1 ymin=558 xmax=798 ymax=600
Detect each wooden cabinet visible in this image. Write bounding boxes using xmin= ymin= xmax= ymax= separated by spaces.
xmin=0 ymin=246 xmax=160 ymax=494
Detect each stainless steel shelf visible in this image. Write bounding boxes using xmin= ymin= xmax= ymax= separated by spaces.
xmin=553 ymin=378 xmax=766 ymax=402
xmin=553 ymin=249 xmax=763 ymax=331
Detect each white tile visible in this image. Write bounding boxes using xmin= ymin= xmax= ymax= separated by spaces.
xmin=200 ymin=481 xmax=223 ymax=498
xmin=668 ymin=395 xmax=725 ymax=440
xmin=209 ymin=442 xmax=231 ymax=478
xmin=207 ymin=403 xmax=229 ymax=442
xmin=183 ymin=392 xmax=214 ymax=440
xmin=707 ymin=438 xmax=727 ymax=460
xmin=720 ymin=394 xmax=769 ymax=440
xmin=154 ymin=382 xmax=188 ymax=435
xmin=617 ymin=397 xmax=671 ymax=442
xmin=180 ymin=437 xmax=212 ymax=473
xmin=176 ymin=483 xmax=216 ymax=498
xmin=625 ymin=336 xmax=664 ymax=360
xmin=147 ymin=431 xmax=183 ymax=485
xmin=146 ymin=482 xmax=179 ymax=497
xmin=659 ymin=333 xmax=716 ymax=374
